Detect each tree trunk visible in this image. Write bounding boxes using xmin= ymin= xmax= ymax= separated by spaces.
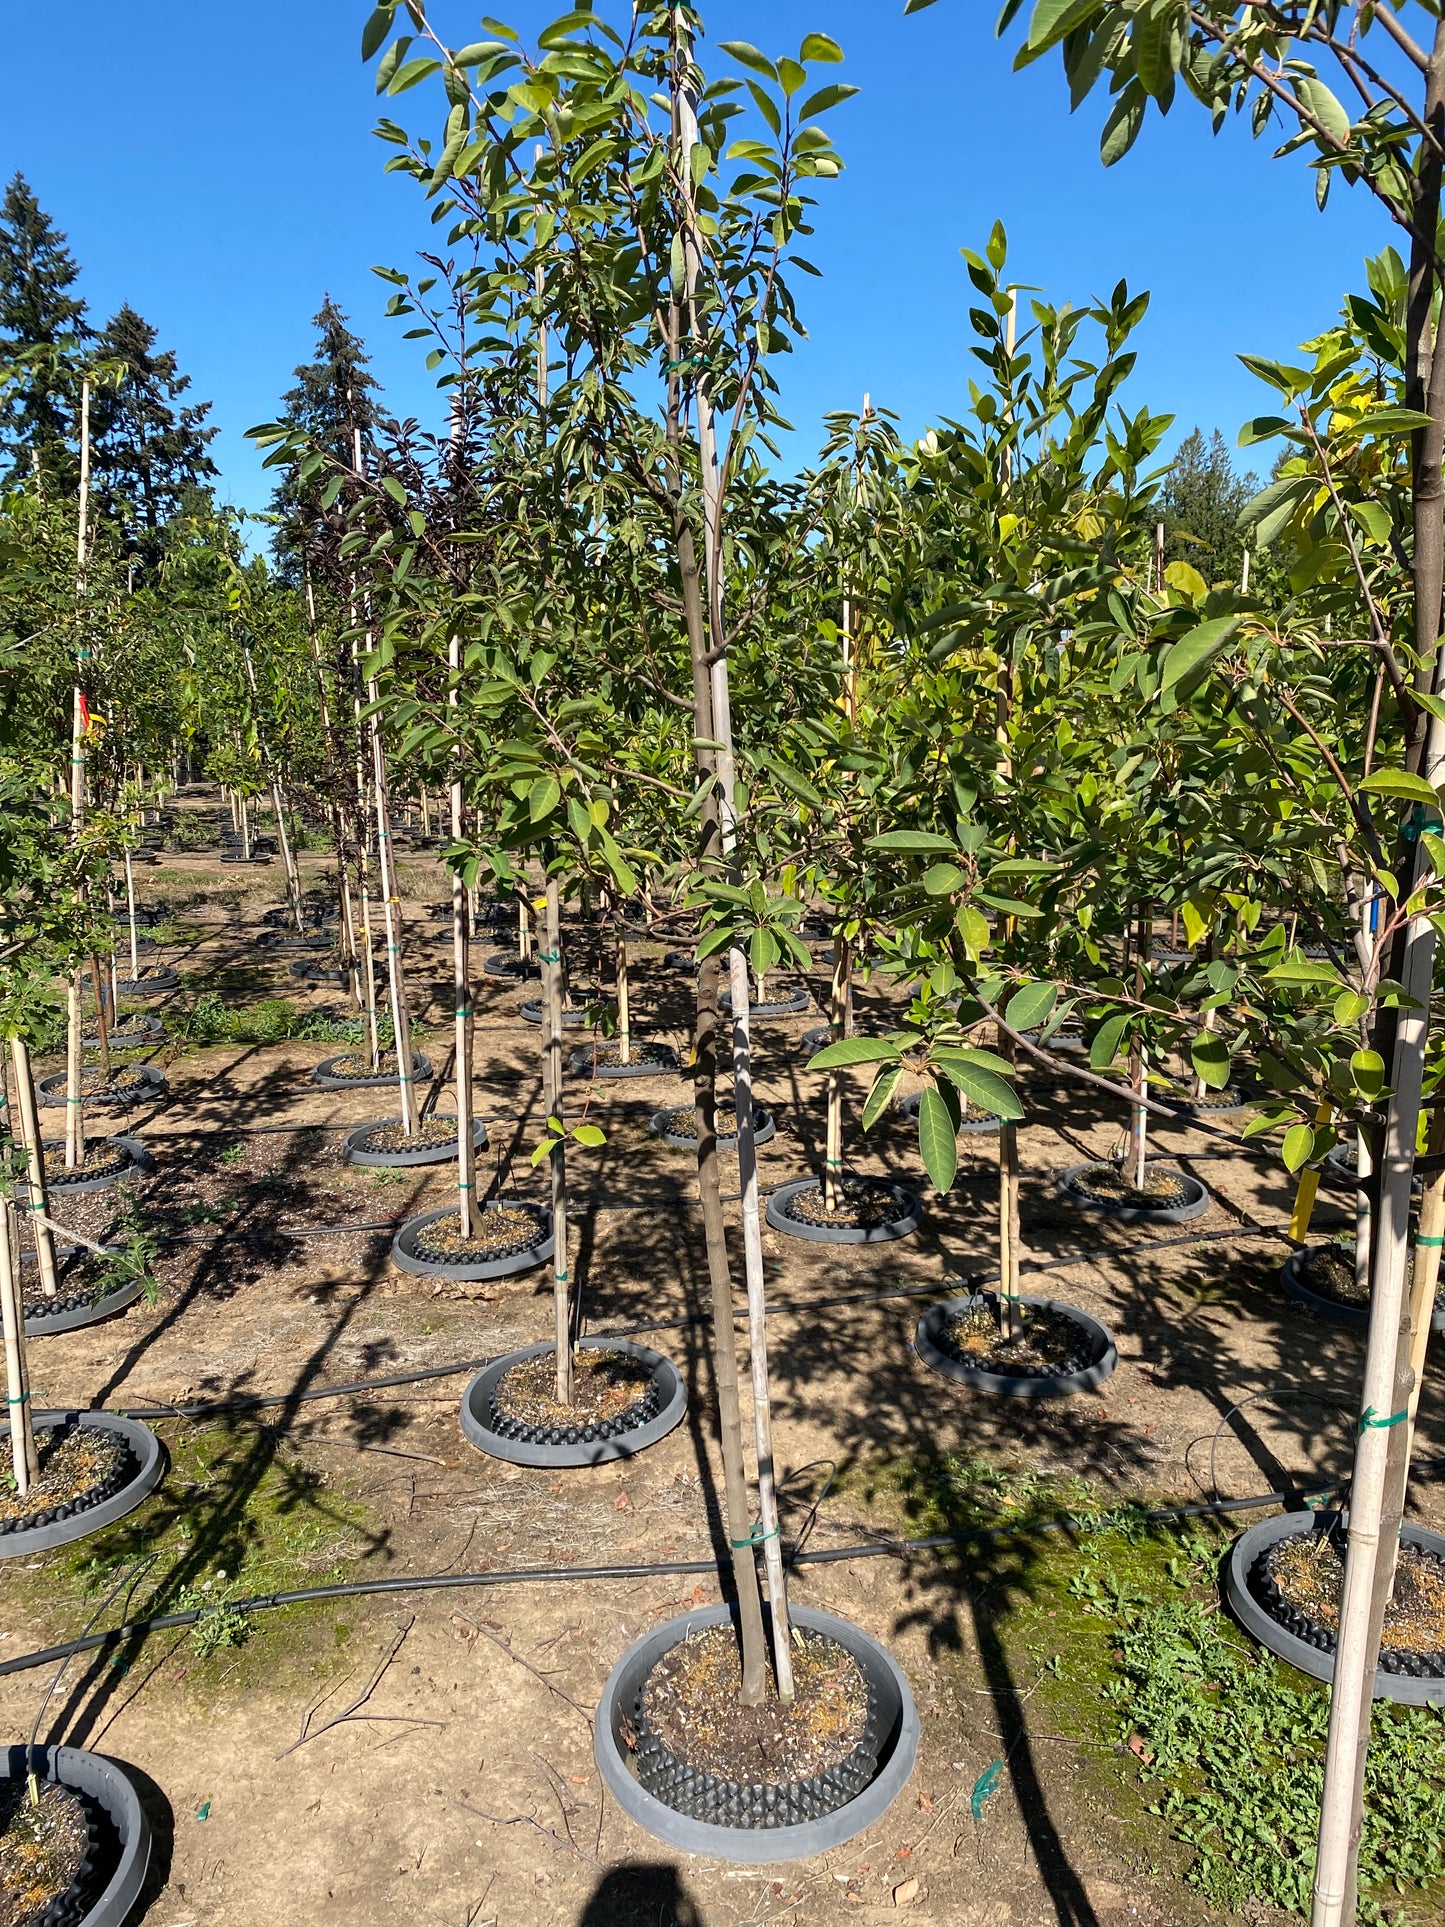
xmin=544 ymin=877 xmax=571 ymax=1406
xmin=823 ymin=935 xmax=850 ymax=1211
xmin=64 ymin=974 xmax=85 ymax=1170
xmin=615 ymin=927 xmax=631 ymax=1067
xmin=449 ymin=635 xmax=474 ymax=1239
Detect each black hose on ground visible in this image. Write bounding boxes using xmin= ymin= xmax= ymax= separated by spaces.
xmin=4 ymin=1462 xmax=1440 ymax=1681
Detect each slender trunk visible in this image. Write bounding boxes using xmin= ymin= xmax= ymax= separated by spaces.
xmin=272 ymin=781 xmax=303 ymax=932
xmin=823 ymin=936 xmax=850 ymax=1211
xmin=615 ymin=928 xmax=631 ymax=1067
xmin=544 ymin=878 xmax=571 ymax=1406
xmin=358 ymin=803 xmax=381 ymax=1072
xmin=87 ymin=957 xmax=110 ymax=1081
xmin=369 ymin=698 xmax=416 ymax=1135
xmin=64 ymin=975 xmax=85 ymax=1169
xmin=124 ymin=850 xmax=139 ymax=980
xmin=518 ymin=893 xmax=531 ymax=963
xmin=449 ymin=635 xmax=473 ymax=1239
xmin=0 ymin=1191 xmax=37 ymax=1492
xmin=1355 ymin=1125 xmax=1374 ymax=1306
xmin=9 ymin=1041 xmax=58 ymax=1300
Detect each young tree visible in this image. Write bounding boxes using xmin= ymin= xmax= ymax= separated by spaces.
xmin=269 ymin=297 xmax=381 ymax=584
xmin=1160 ymin=427 xmax=1257 ymax=579
xmin=0 ymin=173 xmax=89 ymax=491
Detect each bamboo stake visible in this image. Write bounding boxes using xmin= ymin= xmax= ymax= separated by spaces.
xmin=124 ymin=848 xmax=139 ymax=981
xmin=615 ymin=926 xmax=631 ymax=1067
xmin=9 ymin=1041 xmax=58 ymax=1300
xmin=63 ymin=976 xmax=85 ymax=1170
xmin=0 ymin=1192 xmax=37 ymax=1493
xmin=823 ymin=936 xmax=850 ymax=1212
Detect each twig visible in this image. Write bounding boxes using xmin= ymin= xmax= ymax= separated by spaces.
xmin=451 ymin=1613 xmax=594 ymax=1725
xmin=277 ymin=1617 xmax=415 ymax=1757
xmin=453 ymin=1797 xmax=604 ymax=1867
xmin=358 ymin=1442 xmax=447 ymax=1467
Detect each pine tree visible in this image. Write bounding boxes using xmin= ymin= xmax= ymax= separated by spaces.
xmin=90 ymin=303 xmax=218 ymax=547
xmin=1160 ymin=428 xmax=1258 ymax=582
xmin=0 ymin=173 xmax=89 ymax=490
xmin=270 ymin=296 xmax=380 ymax=582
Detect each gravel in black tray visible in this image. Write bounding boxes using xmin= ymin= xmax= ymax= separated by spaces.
xmin=1298 ymin=1236 xmax=1400 ymax=1311
xmin=489 ymin=1348 xmax=658 ymax=1446
xmin=628 ymin=1624 xmax=881 ymax=1829
xmin=57 ymin=1067 xmax=150 ymax=1101
xmin=324 ymin=1050 xmax=415 ymax=1082
xmin=1061 ymin=1162 xmax=1190 ymax=1210
xmin=42 ymin=1143 xmax=131 ymax=1185
xmin=1254 ymin=1529 xmax=1445 ymax=1677
xmin=0 ymin=1775 xmax=94 ymax=1927
xmin=0 ymin=1424 xmax=134 ymax=1536
xmin=21 ymin=1270 xmax=130 ymax=1320
xmin=573 ymin=1040 xmax=674 ymax=1071
xmin=355 ymin=1117 xmax=464 ymax=1154
xmin=410 ymin=1202 xmax=549 ymax=1266
xmin=934 ymin=1302 xmax=1095 ymax=1380
xmin=778 ymin=1177 xmax=912 ymax=1231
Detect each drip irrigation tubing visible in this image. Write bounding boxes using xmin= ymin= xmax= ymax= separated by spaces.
xmin=4 ymin=1460 xmax=1442 ymax=1681
xmin=112 ymin=1220 xmax=1294 ymax=1424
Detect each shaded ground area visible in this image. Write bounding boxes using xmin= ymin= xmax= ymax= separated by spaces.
xmin=2 ymin=824 xmax=1439 ymax=1926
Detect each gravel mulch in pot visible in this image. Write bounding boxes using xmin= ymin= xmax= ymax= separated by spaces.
xmin=409 ymin=1202 xmax=549 ymax=1266
xmin=0 ymin=1776 xmax=93 ymax=1927
xmin=934 ymin=1302 xmax=1096 ymax=1380
xmin=325 ymin=1050 xmax=417 ymax=1081
xmin=637 ymin=1623 xmax=870 ymax=1790
xmin=356 ymin=1117 xmax=465 ymax=1154
xmin=779 ymin=1176 xmax=914 ymax=1232
xmin=492 ymin=1348 xmax=655 ymax=1436
xmin=570 ymin=1040 xmax=677 ymax=1073
xmin=20 ymin=1266 xmax=132 ymax=1320
xmin=0 ymin=1424 xmax=131 ymax=1535
xmin=1298 ymin=1237 xmax=1375 ymax=1311
xmin=62 ymin=1066 xmax=149 ymax=1100
xmin=1062 ymin=1162 xmax=1190 ymax=1210
xmin=1259 ymin=1530 xmax=1445 ymax=1671
xmin=42 ymin=1142 xmax=132 ymax=1185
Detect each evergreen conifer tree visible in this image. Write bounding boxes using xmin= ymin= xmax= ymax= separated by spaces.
xmin=0 ymin=173 xmax=89 ymax=490
xmin=269 ymin=295 xmax=379 ymax=582
xmin=90 ymin=302 xmax=218 ymax=549
xmin=1160 ymin=427 xmax=1258 ymax=581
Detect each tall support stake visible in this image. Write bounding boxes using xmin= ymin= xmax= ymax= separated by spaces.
xmin=9 ymin=1041 xmax=58 ymax=1301
xmin=0 ymin=1192 xmax=37 ymax=1492
xmin=449 ymin=633 xmax=474 ymax=1238
xmin=543 ymin=877 xmax=571 ymax=1405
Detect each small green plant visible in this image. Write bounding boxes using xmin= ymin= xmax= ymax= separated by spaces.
xmin=219 ymin=1142 xmax=245 ymax=1164
xmin=165 ymin=992 xmax=386 ymax=1049
xmin=173 ymin=1576 xmax=252 ymax=1656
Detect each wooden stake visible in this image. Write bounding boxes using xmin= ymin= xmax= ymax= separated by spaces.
xmin=9 ymin=1040 xmax=58 ymax=1300
xmin=544 ymin=878 xmax=571 ymax=1406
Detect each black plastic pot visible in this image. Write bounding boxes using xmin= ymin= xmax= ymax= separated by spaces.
xmin=897 ymin=1090 xmax=1005 ymax=1134
xmin=85 ymin=1015 xmax=164 ymax=1052
xmin=664 ymin=950 xmax=696 ymax=971
xmin=1055 ymin=1161 xmax=1210 ymax=1225
xmin=520 ymin=997 xmax=591 ymax=1027
xmin=257 ymin=929 xmax=336 ymax=951
xmin=649 ymin=1105 xmax=777 ymax=1151
xmin=568 ymin=1041 xmax=681 ymax=1080
xmin=720 ymin=987 xmax=811 ymax=1018
xmin=1279 ymin=1247 xmax=1445 ymax=1334
xmin=219 ymin=852 xmax=273 ymax=866
xmin=483 ymin=952 xmax=541 ymax=980
xmin=392 ymin=1199 xmax=554 ymax=1281
xmin=343 ymin=1115 xmax=489 ymax=1169
xmin=594 ymin=1602 xmax=919 ymax=1861
xmin=0 ymin=1743 xmax=151 ymax=1927
xmin=1224 ymin=1510 xmax=1445 ymax=1705
xmin=1322 ymin=1139 xmax=1424 ymax=1196
xmin=0 ymin=1411 xmax=164 ymax=1558
xmin=312 ymin=1050 xmax=432 ymax=1091
xmin=765 ymin=1176 xmax=923 ymax=1245
xmin=37 ymin=1066 xmax=167 ymax=1111
xmin=915 ymin=1292 xmax=1117 ymax=1399
xmin=1157 ymin=1086 xmax=1249 ymax=1120
xmin=40 ymin=1135 xmax=152 ymax=1196
xmin=460 ymin=1337 xmax=687 ymax=1468
xmin=289 ymin=959 xmax=348 ymax=986
xmin=23 ymin=1274 xmax=147 ymax=1337
xmin=114 ymin=967 xmax=178 ymax=995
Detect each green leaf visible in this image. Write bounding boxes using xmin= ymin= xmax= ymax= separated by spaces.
xmin=1351 ymin=1049 xmax=1386 ymax=1099
xmin=1160 ymin=617 xmax=1242 ymax=695
xmin=1238 ymin=474 xmax=1313 ymax=544
xmin=799 ymin=32 xmax=845 ymax=61
xmin=528 ymin=775 xmax=560 ymax=822
xmin=362 ymin=4 xmax=399 ymax=60
xmin=572 ymin=1123 xmax=606 ymax=1148
xmin=861 ymin=1061 xmax=904 ymax=1131
xmin=1090 ymin=1011 xmax=1130 ymax=1069
xmin=379 ymin=474 xmax=408 ymax=504
xmin=1359 ymin=769 xmax=1440 ymax=804
xmin=923 ymin=862 xmax=967 ymax=897
xmin=719 ymin=40 xmax=778 ymax=79
xmin=917 ymin=1085 xmax=959 ymax=1193
xmin=1005 ymin=980 xmax=1057 ymax=1033
xmin=807 ymin=1037 xmax=903 ymax=1071
xmin=956 ymin=904 xmax=991 ymax=959
xmin=798 ymin=83 xmax=858 ymax=118
xmin=1334 ymin=988 xmax=1369 ymax=1025
xmin=1266 ymin=957 xmax=1341 ymax=986
xmin=933 ymin=1056 xmax=1023 ymax=1121
xmin=1100 ymin=81 xmax=1146 ymax=165
xmin=1190 ymin=1033 xmax=1231 ymax=1089
xmin=1282 ymin=1123 xmax=1316 ymax=1173
xmin=1295 ymin=74 xmax=1351 ymax=146
xmin=865 ymin=830 xmax=958 ymax=854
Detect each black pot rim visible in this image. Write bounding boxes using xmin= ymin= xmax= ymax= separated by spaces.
xmin=113 ymin=967 xmax=178 ymax=994
xmin=914 ymin=1292 xmax=1118 ymax=1399
xmin=594 ymin=1602 xmax=919 ymax=1861
xmin=311 ymin=1050 xmax=433 ymax=1090
xmin=764 ymin=1176 xmax=923 ymax=1245
xmin=37 ymin=1067 xmax=166 ymax=1110
xmin=1224 ymin=1509 xmax=1445 ymax=1704
xmin=897 ymin=1090 xmax=1008 ymax=1133
xmin=392 ymin=1200 xmax=554 ymax=1280
xmin=569 ymin=1042 xmax=681 ymax=1080
xmin=483 ymin=952 xmax=541 ymax=979
xmin=0 ymin=1410 xmax=165 ymax=1557
xmin=648 ymin=1105 xmax=777 ymax=1151
xmin=343 ymin=1115 xmax=489 ymax=1168
xmin=289 ymin=960 xmax=348 ymax=984
xmin=22 ymin=1273 xmax=147 ymax=1336
xmin=1278 ymin=1247 xmax=1445 ymax=1333
xmin=37 ymin=1134 xmax=152 ymax=1196
xmin=460 ymin=1337 xmax=687 ymax=1467
xmin=1056 ymin=1161 xmax=1210 ymax=1224
xmin=1 ymin=1743 xmax=151 ymax=1927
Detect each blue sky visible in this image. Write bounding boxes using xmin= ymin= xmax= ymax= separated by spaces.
xmin=2 ymin=2 xmax=1388 ymax=525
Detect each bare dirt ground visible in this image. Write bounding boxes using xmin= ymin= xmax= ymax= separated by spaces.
xmin=3 ymin=821 xmax=1437 ymax=1927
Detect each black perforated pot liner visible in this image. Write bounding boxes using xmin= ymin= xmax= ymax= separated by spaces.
xmin=930 ymin=1305 xmax=1095 ymax=1381
xmin=487 ymin=1374 xmax=662 ymax=1449
xmin=1251 ymin=1535 xmax=1445 ymax=1679
xmin=629 ymin=1664 xmax=885 ymax=1829
xmin=0 ymin=1425 xmax=137 ymax=1538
